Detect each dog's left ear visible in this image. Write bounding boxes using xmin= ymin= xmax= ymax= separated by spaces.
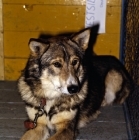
xmin=71 ymin=29 xmax=90 ymax=50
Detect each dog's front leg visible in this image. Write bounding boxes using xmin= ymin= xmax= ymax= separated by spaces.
xmin=48 ymin=121 xmax=76 ymax=140
xmin=20 ymin=124 xmax=50 ymax=140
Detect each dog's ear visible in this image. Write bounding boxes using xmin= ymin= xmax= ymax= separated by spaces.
xmin=28 ymin=38 xmax=49 ymax=55
xmin=71 ymin=29 xmax=90 ymax=50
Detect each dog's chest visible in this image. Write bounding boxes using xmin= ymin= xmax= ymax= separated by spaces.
xmin=43 ymin=99 xmax=77 ymax=130
xmin=44 ymin=99 xmax=55 ymax=113
xmin=42 ymin=99 xmax=55 ymax=130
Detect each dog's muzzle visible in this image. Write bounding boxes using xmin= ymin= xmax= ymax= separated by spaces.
xmin=67 ymin=85 xmax=79 ymax=94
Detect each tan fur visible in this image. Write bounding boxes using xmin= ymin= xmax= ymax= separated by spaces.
xmin=51 ymin=110 xmax=77 ymax=125
xmin=21 ymin=124 xmax=49 ymax=140
xmin=49 ymin=121 xmax=75 ymax=140
xmin=102 ymin=70 xmax=123 ymax=106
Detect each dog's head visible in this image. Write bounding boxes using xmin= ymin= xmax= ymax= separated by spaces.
xmin=23 ymin=29 xmax=90 ymax=99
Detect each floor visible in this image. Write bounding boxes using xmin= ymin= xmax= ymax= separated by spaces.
xmin=0 ymin=81 xmax=129 ymax=140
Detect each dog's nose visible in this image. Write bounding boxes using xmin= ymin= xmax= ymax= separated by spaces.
xmin=67 ymin=85 xmax=79 ymax=94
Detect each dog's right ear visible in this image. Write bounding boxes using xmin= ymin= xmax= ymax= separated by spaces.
xmin=28 ymin=38 xmax=49 ymax=55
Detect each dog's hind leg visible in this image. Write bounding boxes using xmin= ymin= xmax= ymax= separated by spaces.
xmin=101 ymin=69 xmax=123 ymax=106
xmin=20 ymin=124 xmax=50 ymax=140
xmin=114 ymin=70 xmax=132 ymax=104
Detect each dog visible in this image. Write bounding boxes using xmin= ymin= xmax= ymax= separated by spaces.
xmin=18 ymin=28 xmax=132 ymax=140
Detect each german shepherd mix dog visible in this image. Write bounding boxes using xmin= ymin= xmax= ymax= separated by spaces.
xmin=18 ymin=28 xmax=132 ymax=140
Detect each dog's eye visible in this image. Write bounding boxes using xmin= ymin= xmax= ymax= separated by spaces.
xmin=72 ymin=59 xmax=78 ymax=66
xmin=53 ymin=62 xmax=62 ymax=68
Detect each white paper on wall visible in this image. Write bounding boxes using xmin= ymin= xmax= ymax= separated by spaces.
xmin=85 ymin=0 xmax=107 ymax=33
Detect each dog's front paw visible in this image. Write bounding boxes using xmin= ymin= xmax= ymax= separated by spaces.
xmin=20 ymin=125 xmax=50 ymax=140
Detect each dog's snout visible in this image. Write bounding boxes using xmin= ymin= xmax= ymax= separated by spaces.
xmin=67 ymin=85 xmax=79 ymax=94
